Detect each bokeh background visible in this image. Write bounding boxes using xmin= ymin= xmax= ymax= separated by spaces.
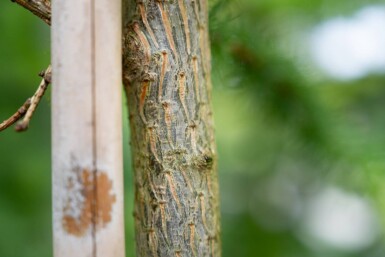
xmin=1 ymin=0 xmax=385 ymax=256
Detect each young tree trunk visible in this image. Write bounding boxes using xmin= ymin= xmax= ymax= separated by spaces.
xmin=10 ymin=0 xmax=220 ymax=255
xmin=122 ymin=0 xmax=221 ymax=256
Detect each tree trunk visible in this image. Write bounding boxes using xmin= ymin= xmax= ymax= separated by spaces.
xmin=10 ymin=0 xmax=220 ymax=255
xmin=122 ymin=0 xmax=221 ymax=256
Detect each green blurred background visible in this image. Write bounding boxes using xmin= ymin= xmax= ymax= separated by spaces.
xmin=1 ymin=0 xmax=385 ymax=256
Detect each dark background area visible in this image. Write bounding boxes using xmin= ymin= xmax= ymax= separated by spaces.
xmin=1 ymin=0 xmax=385 ymax=256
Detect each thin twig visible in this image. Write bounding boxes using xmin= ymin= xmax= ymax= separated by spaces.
xmin=0 ymin=99 xmax=31 ymax=132
xmin=3 ymin=1 xmax=51 ymax=132
xmin=15 ymin=65 xmax=52 ymax=132
xmin=0 ymin=66 xmax=52 ymax=132
xmin=10 ymin=0 xmax=51 ymax=25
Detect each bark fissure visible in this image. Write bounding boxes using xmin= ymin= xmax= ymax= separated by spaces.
xmin=123 ymin=0 xmax=220 ymax=256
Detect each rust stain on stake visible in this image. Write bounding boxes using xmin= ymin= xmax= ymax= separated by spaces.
xmin=62 ymin=168 xmax=116 ymax=236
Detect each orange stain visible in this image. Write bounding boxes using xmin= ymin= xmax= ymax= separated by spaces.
xmin=62 ymin=168 xmax=116 ymax=237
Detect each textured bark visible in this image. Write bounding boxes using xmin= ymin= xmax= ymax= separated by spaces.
xmin=122 ymin=0 xmax=221 ymax=256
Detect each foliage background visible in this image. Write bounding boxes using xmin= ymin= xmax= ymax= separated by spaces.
xmin=1 ymin=0 xmax=385 ymax=256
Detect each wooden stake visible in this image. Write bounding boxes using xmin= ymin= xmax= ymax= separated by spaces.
xmin=51 ymin=0 xmax=125 ymax=256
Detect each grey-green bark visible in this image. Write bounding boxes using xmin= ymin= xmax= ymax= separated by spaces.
xmin=122 ymin=0 xmax=221 ymax=256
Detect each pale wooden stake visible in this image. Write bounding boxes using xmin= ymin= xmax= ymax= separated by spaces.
xmin=51 ymin=0 xmax=125 ymax=256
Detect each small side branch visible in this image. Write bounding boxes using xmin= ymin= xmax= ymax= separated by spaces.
xmin=0 ymin=65 xmax=52 ymax=132
xmin=10 ymin=0 xmax=51 ymax=25
xmin=0 ymin=99 xmax=31 ymax=132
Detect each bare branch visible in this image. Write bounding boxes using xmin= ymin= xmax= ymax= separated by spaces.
xmin=15 ymin=65 xmax=52 ymax=132
xmin=11 ymin=0 xmax=51 ymax=25
xmin=0 ymin=99 xmax=31 ymax=132
xmin=0 ymin=66 xmax=51 ymax=132
xmin=2 ymin=1 xmax=51 ymax=132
